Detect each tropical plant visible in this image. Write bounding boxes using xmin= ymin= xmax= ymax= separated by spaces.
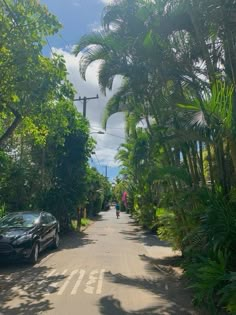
xmin=75 ymin=0 xmax=236 ymax=312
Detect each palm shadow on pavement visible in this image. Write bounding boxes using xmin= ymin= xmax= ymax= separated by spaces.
xmin=0 ymin=231 xmax=97 ymax=315
xmin=119 ymin=219 xmax=170 ymax=248
xmin=139 ymin=254 xmax=183 ymax=277
xmin=101 ymin=271 xmax=198 ymax=315
xmin=99 ymin=295 xmax=187 ymax=315
xmin=0 ymin=264 xmax=66 ymax=315
xmin=99 ymin=294 xmax=197 ymax=315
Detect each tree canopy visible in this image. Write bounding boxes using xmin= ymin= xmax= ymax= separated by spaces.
xmin=75 ymin=1 xmax=236 ymax=313
xmin=0 ymin=0 xmax=111 ymax=231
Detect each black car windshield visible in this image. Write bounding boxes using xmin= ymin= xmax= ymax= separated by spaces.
xmin=0 ymin=213 xmax=40 ymax=228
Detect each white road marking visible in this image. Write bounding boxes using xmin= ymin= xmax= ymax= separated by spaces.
xmin=10 ymin=268 xmax=106 ymax=297
xmin=45 ymin=269 xmax=68 ymax=295
xmin=96 ymin=269 xmax=105 ymax=295
xmin=57 ymin=270 xmax=78 ymax=296
xmin=38 ymin=269 xmax=57 ymax=286
xmin=71 ymin=269 xmax=86 ymax=295
xmin=47 ymin=269 xmax=57 ymax=278
xmin=84 ymin=270 xmax=99 ymax=294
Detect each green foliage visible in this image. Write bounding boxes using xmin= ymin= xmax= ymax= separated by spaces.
xmin=219 ymin=272 xmax=236 ymax=314
xmin=156 ymin=208 xmax=181 ymax=250
xmin=200 ymin=199 xmax=236 ymax=254
xmin=0 ymin=204 xmax=6 ymax=218
xmin=0 ymin=1 xmax=96 ymax=232
xmin=85 ymin=167 xmax=111 ymax=217
xmin=0 ymin=0 xmax=63 ymax=146
xmin=58 ymin=0 xmax=236 ymax=312
xmin=185 ymin=254 xmax=236 ymax=314
xmin=185 ymin=251 xmax=228 ymax=314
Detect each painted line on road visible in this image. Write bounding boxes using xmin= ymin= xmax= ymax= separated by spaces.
xmin=45 ymin=269 xmax=68 ymax=295
xmin=36 ymin=269 xmax=57 ymax=288
xmin=84 ymin=270 xmax=99 ymax=294
xmin=47 ymin=269 xmax=57 ymax=278
xmin=57 ymin=270 xmax=78 ymax=296
xmin=96 ymin=269 xmax=105 ymax=295
xmin=71 ymin=269 xmax=86 ymax=295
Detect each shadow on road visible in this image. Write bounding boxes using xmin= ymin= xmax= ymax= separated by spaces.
xmin=103 ymin=271 xmax=196 ymax=314
xmin=0 ymin=264 xmax=66 ymax=315
xmin=60 ymin=231 xmax=97 ymax=250
xmin=119 ymin=224 xmax=170 ymax=248
xmin=0 ymin=231 xmax=97 ymax=314
xmin=93 ymin=213 xmax=109 ymax=222
xmin=139 ymin=254 xmax=183 ymax=277
xmin=99 ymin=294 xmax=196 ymax=315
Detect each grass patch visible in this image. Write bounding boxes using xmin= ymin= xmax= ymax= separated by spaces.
xmin=81 ymin=218 xmax=90 ymax=226
xmin=71 ymin=218 xmax=91 ymax=230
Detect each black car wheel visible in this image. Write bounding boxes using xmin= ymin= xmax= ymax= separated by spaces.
xmin=29 ymin=242 xmax=39 ymax=264
xmin=51 ymin=232 xmax=59 ymax=249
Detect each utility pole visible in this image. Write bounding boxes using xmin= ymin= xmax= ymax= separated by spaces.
xmin=74 ymin=94 xmax=99 ymax=117
xmin=74 ymin=94 xmax=98 ymax=229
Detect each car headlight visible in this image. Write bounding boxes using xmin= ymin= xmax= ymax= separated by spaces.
xmin=12 ymin=234 xmax=32 ymax=245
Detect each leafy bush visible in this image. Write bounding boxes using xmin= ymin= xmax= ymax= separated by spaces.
xmin=156 ymin=207 xmax=183 ymax=250
xmin=155 ymin=191 xmax=236 ymax=314
xmin=183 ymin=197 xmax=236 ymax=314
xmin=185 ymin=251 xmax=228 ymax=313
xmin=0 ymin=204 xmax=6 ymax=218
xmin=219 ymin=272 xmax=236 ymax=314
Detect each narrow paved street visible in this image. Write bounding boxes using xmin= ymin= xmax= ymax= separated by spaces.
xmin=0 ymin=208 xmax=199 ymax=315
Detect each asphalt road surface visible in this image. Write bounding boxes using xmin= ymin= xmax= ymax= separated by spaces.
xmin=0 ymin=208 xmax=200 ymax=315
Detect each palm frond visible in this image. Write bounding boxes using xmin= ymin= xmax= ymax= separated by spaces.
xmin=148 ymin=165 xmax=191 ymax=185
xmin=102 ymin=81 xmax=133 ymax=128
xmin=73 ymin=31 xmax=109 ymax=56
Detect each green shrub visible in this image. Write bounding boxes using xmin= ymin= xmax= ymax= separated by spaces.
xmin=185 ymin=251 xmax=228 ymax=314
xmin=218 ymin=272 xmax=236 ymax=314
xmin=156 ymin=207 xmax=183 ymax=250
xmin=0 ymin=204 xmax=6 ymax=218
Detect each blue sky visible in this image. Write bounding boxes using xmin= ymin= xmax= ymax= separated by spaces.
xmin=41 ymin=0 xmax=104 ymax=49
xmin=40 ymin=0 xmax=125 ymax=182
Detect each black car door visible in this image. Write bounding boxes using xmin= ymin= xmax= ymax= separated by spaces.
xmin=40 ymin=213 xmax=51 ymax=250
xmin=45 ymin=213 xmax=57 ymax=245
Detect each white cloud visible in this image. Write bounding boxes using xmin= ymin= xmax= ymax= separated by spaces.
xmin=88 ymin=21 xmax=102 ymax=32
xmin=72 ymin=1 xmax=81 ymax=7
xmin=52 ymin=48 xmax=124 ymax=168
xmin=100 ymin=0 xmax=115 ymax=4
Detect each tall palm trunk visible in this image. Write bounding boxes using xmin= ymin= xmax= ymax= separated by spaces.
xmin=191 ymin=142 xmax=200 ymax=186
xmin=228 ymin=135 xmax=236 ymax=173
xmin=198 ymin=141 xmax=206 ymax=186
xmin=182 ymin=148 xmax=192 ymax=187
xmin=206 ymin=143 xmax=215 ymax=192
xmin=215 ymin=140 xmax=229 ymax=195
xmin=186 ymin=149 xmax=197 ymax=187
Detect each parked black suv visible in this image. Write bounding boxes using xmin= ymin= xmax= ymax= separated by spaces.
xmin=0 ymin=211 xmax=60 ymax=264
